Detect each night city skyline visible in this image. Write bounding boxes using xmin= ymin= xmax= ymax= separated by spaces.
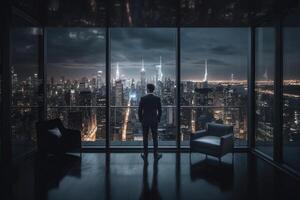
xmin=11 ymin=27 xmax=300 ymax=82
xmin=9 ymin=26 xmax=300 ymax=146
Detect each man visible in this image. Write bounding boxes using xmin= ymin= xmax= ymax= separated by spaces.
xmin=138 ymin=83 xmax=162 ymax=161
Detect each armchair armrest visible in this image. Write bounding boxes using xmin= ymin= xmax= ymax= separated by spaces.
xmin=220 ymin=133 xmax=233 ymax=152
xmin=190 ymin=130 xmax=207 ymax=141
xmin=65 ymin=129 xmax=81 ymax=134
xmin=63 ymin=129 xmax=82 ymax=148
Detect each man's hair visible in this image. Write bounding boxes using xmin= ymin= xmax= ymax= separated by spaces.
xmin=147 ymin=83 xmax=155 ymax=92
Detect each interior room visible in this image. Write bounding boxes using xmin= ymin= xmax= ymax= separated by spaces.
xmin=1 ymin=0 xmax=300 ymax=199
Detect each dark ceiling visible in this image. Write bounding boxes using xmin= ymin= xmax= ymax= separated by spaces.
xmin=11 ymin=0 xmax=300 ymax=27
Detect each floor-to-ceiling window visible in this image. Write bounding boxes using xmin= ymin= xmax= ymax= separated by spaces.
xmin=46 ymin=28 xmax=106 ymax=146
xmin=10 ymin=17 xmax=41 ymax=157
xmin=0 ymin=27 xmax=3 ymax=160
xmin=180 ymin=28 xmax=249 ymax=146
xmin=255 ymin=28 xmax=275 ymax=157
xmin=110 ymin=28 xmax=177 ymax=146
xmin=283 ymin=5 xmax=300 ymax=172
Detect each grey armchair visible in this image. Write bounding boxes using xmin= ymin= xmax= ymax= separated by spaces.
xmin=190 ymin=123 xmax=234 ymax=162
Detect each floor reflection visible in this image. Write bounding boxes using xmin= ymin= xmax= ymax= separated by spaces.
xmin=3 ymin=153 xmax=300 ymax=200
xmin=190 ymin=158 xmax=234 ymax=191
xmin=139 ymin=159 xmax=161 ymax=200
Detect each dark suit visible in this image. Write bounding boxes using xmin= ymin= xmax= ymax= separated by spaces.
xmin=138 ymin=93 xmax=162 ymax=156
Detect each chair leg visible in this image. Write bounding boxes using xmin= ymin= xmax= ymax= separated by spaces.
xmin=218 ymin=157 xmax=221 ymax=164
xmin=205 ymin=154 xmax=208 ymax=159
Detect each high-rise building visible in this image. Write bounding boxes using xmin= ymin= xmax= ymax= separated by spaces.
xmin=115 ymin=79 xmax=123 ymax=106
xmin=11 ymin=66 xmax=18 ymax=93
xmin=97 ymin=70 xmax=103 ymax=89
xmin=116 ymin=62 xmax=120 ymax=80
xmin=140 ymin=58 xmax=146 ymax=95
xmin=50 ymin=76 xmax=55 ymax=87
xmin=202 ymin=59 xmax=208 ymax=88
xmin=80 ymin=77 xmax=89 ymax=89
xmin=155 ymin=56 xmax=163 ymax=85
xmin=33 ymin=73 xmax=39 ymax=89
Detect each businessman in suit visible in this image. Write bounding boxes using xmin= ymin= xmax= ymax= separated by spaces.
xmin=138 ymin=83 xmax=162 ymax=161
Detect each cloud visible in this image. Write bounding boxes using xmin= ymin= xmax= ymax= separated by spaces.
xmin=210 ymin=45 xmax=238 ymax=55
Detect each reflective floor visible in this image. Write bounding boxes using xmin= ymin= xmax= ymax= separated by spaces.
xmin=2 ymin=152 xmax=300 ymax=200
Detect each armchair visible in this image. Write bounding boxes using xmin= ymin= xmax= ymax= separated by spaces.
xmin=36 ymin=118 xmax=82 ymax=157
xmin=190 ymin=123 xmax=234 ymax=162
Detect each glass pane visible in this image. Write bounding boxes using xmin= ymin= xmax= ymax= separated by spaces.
xmin=110 ymin=28 xmax=177 ymax=146
xmin=11 ymin=27 xmax=41 ymax=107
xmin=283 ymin=5 xmax=300 ymax=171
xmin=46 ymin=28 xmax=106 ymax=144
xmin=110 ymin=0 xmax=176 ymax=27
xmin=0 ymin=39 xmax=2 ymax=160
xmin=11 ymin=22 xmax=41 ymax=157
xmin=11 ymin=107 xmax=39 ymax=157
xmin=47 ymin=107 xmax=106 ymax=145
xmin=255 ymin=28 xmax=275 ymax=157
xmin=180 ymin=28 xmax=249 ymax=146
xmin=46 ymin=0 xmax=106 ymax=26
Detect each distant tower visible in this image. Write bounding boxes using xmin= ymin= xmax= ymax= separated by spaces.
xmin=140 ymin=57 xmax=146 ymax=95
xmin=116 ymin=62 xmax=120 ymax=80
xmin=97 ymin=70 xmax=103 ymax=89
xmin=231 ymin=73 xmax=234 ymax=82
xmin=155 ymin=56 xmax=163 ymax=84
xmin=33 ymin=73 xmax=39 ymax=88
xmin=263 ymin=68 xmax=268 ymax=81
xmin=50 ymin=76 xmax=55 ymax=86
xmin=203 ymin=59 xmax=208 ymax=82
xmin=80 ymin=77 xmax=89 ymax=90
xmin=11 ymin=66 xmax=18 ymax=91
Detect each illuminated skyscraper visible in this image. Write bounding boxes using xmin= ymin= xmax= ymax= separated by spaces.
xmin=263 ymin=68 xmax=269 ymax=81
xmin=97 ymin=70 xmax=103 ymax=89
xmin=80 ymin=77 xmax=89 ymax=89
xmin=140 ymin=58 xmax=146 ymax=95
xmin=116 ymin=62 xmax=120 ymax=80
xmin=11 ymin=66 xmax=18 ymax=93
xmin=203 ymin=59 xmax=208 ymax=82
xmin=155 ymin=56 xmax=163 ymax=84
xmin=33 ymin=73 xmax=39 ymax=89
xmin=115 ymin=79 xmax=123 ymax=106
xmin=202 ymin=59 xmax=208 ymax=88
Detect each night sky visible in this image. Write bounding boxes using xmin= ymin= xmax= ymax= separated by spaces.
xmin=11 ymin=27 xmax=300 ymax=82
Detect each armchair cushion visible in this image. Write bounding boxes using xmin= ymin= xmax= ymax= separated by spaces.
xmin=190 ymin=130 xmax=207 ymax=141
xmin=48 ymin=127 xmax=62 ymax=138
xmin=192 ymin=136 xmax=221 ymax=147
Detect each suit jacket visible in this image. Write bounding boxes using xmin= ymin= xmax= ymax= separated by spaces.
xmin=138 ymin=93 xmax=162 ymax=125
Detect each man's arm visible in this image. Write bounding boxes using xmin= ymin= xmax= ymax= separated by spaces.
xmin=138 ymin=98 xmax=143 ymax=122
xmin=157 ymin=97 xmax=162 ymax=122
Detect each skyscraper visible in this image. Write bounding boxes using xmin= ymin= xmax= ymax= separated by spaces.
xmin=140 ymin=58 xmax=146 ymax=95
xmin=97 ymin=70 xmax=103 ymax=89
xmin=115 ymin=79 xmax=123 ymax=106
xmin=203 ymin=59 xmax=208 ymax=82
xmin=116 ymin=62 xmax=120 ymax=80
xmin=202 ymin=59 xmax=208 ymax=88
xmin=11 ymin=66 xmax=18 ymax=93
xmin=155 ymin=56 xmax=163 ymax=85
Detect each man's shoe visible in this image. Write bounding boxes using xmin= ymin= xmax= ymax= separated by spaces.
xmin=141 ymin=153 xmax=148 ymax=162
xmin=154 ymin=154 xmax=162 ymax=161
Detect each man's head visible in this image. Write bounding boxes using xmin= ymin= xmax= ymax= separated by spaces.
xmin=147 ymin=83 xmax=155 ymax=93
